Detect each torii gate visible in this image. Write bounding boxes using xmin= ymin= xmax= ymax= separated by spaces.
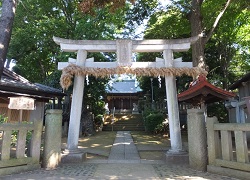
xmin=53 ymin=36 xmax=206 ymax=159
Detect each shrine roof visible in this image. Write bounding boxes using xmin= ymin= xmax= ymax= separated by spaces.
xmin=0 ymin=68 xmax=65 ymax=101
xmin=229 ymin=72 xmax=250 ymax=90
xmin=178 ymin=76 xmax=236 ymax=104
xmin=107 ymin=80 xmax=142 ymax=94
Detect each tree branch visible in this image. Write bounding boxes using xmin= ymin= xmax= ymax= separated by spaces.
xmin=205 ymin=0 xmax=232 ymax=43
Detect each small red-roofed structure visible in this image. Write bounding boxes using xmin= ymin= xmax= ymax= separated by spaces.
xmin=178 ymin=75 xmax=235 ymax=105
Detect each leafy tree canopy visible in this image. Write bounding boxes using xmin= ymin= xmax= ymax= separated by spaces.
xmin=9 ymin=0 xmax=125 ymax=83
xmin=139 ymin=0 xmax=249 ymax=92
xmin=7 ymin=0 xmax=157 ymax=115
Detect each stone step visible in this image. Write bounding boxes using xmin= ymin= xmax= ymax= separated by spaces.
xmin=103 ymin=126 xmax=145 ymax=131
xmin=104 ymin=124 xmax=145 ymax=128
xmin=103 ymin=113 xmax=145 ymax=131
xmin=104 ymin=122 xmax=144 ymax=125
xmin=104 ymin=122 xmax=144 ymax=126
xmin=106 ymin=114 xmax=143 ymax=119
xmin=113 ymin=121 xmax=144 ymax=125
xmin=113 ymin=124 xmax=144 ymax=127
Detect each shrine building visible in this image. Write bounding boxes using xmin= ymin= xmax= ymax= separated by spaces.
xmin=106 ymin=79 xmax=142 ymax=113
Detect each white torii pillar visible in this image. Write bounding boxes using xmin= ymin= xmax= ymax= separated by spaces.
xmin=66 ymin=50 xmax=87 ymax=152
xmin=163 ymin=49 xmax=183 ymax=154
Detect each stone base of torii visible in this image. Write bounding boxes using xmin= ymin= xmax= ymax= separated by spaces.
xmin=53 ymin=35 xmax=207 ymax=163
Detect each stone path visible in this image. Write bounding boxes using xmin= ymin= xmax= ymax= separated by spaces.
xmin=0 ymin=131 xmax=240 ymax=180
xmin=108 ymin=131 xmax=140 ymax=163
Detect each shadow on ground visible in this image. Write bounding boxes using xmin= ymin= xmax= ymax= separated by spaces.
xmin=61 ymin=131 xmax=188 ymax=161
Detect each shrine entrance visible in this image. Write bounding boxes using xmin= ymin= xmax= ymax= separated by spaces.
xmin=54 ymin=36 xmax=207 ymax=159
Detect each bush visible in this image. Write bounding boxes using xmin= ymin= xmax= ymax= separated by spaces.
xmin=142 ymin=108 xmax=159 ymax=119
xmin=145 ymin=113 xmax=164 ymax=132
xmin=154 ymin=122 xmax=169 ymax=134
xmin=94 ymin=114 xmax=104 ymax=126
xmin=207 ymin=102 xmax=228 ymax=123
xmin=0 ymin=114 xmax=8 ymax=123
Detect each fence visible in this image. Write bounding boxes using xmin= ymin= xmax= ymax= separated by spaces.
xmin=0 ymin=103 xmax=30 ymax=122
xmin=0 ymin=120 xmax=43 ymax=175
xmin=207 ymin=117 xmax=250 ymax=179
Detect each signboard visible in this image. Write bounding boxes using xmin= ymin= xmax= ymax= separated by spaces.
xmin=8 ymin=97 xmax=35 ymax=110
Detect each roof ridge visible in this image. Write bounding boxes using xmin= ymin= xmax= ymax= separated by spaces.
xmin=3 ymin=68 xmax=30 ymax=84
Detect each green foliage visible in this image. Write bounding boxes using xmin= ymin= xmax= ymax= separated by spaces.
xmin=145 ymin=6 xmax=190 ymax=39
xmin=0 ymin=118 xmax=33 ymax=147
xmin=7 ymin=0 xmax=158 ymax=119
xmin=137 ymin=3 xmax=194 ymax=95
xmin=142 ymin=108 xmax=159 ymax=118
xmin=205 ymin=3 xmax=250 ymax=89
xmin=137 ymin=76 xmax=165 ymax=102
xmin=123 ymin=0 xmax=158 ymax=38
xmin=138 ymin=75 xmax=193 ymax=102
xmin=154 ymin=122 xmax=169 ymax=134
xmin=84 ymin=76 xmax=108 ymax=116
xmin=143 ymin=108 xmax=165 ymax=133
xmin=207 ymin=102 xmax=229 ymax=123
xmin=0 ymin=115 xmax=16 ymax=145
xmin=94 ymin=114 xmax=104 ymax=127
xmin=10 ymin=129 xmax=32 ymax=147
xmin=14 ymin=122 xmax=32 ymax=147
xmin=25 ymin=130 xmax=33 ymax=146
xmin=7 ymin=0 xmax=136 ymax=119
xmin=11 ymin=130 xmax=18 ymax=146
xmin=142 ymin=0 xmax=249 ymax=92
xmin=8 ymin=0 xmax=129 ymax=83
xmin=0 ymin=114 xmax=8 ymax=123
xmin=144 ymin=112 xmax=164 ymax=133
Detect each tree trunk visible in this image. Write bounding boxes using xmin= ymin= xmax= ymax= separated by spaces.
xmin=0 ymin=0 xmax=18 ymax=78
xmin=190 ymin=0 xmax=232 ymax=71
xmin=190 ymin=0 xmax=206 ymax=69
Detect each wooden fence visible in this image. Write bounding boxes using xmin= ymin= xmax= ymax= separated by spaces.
xmin=207 ymin=117 xmax=250 ymax=179
xmin=0 ymin=120 xmax=43 ymax=175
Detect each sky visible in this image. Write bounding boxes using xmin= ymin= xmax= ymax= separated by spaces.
xmin=159 ymin=0 xmax=171 ymax=6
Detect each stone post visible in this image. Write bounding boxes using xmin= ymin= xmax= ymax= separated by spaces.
xmin=29 ymin=120 xmax=43 ymax=161
xmin=206 ymin=116 xmax=220 ymax=165
xmin=42 ymin=109 xmax=62 ymax=169
xmin=187 ymin=108 xmax=207 ymax=171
